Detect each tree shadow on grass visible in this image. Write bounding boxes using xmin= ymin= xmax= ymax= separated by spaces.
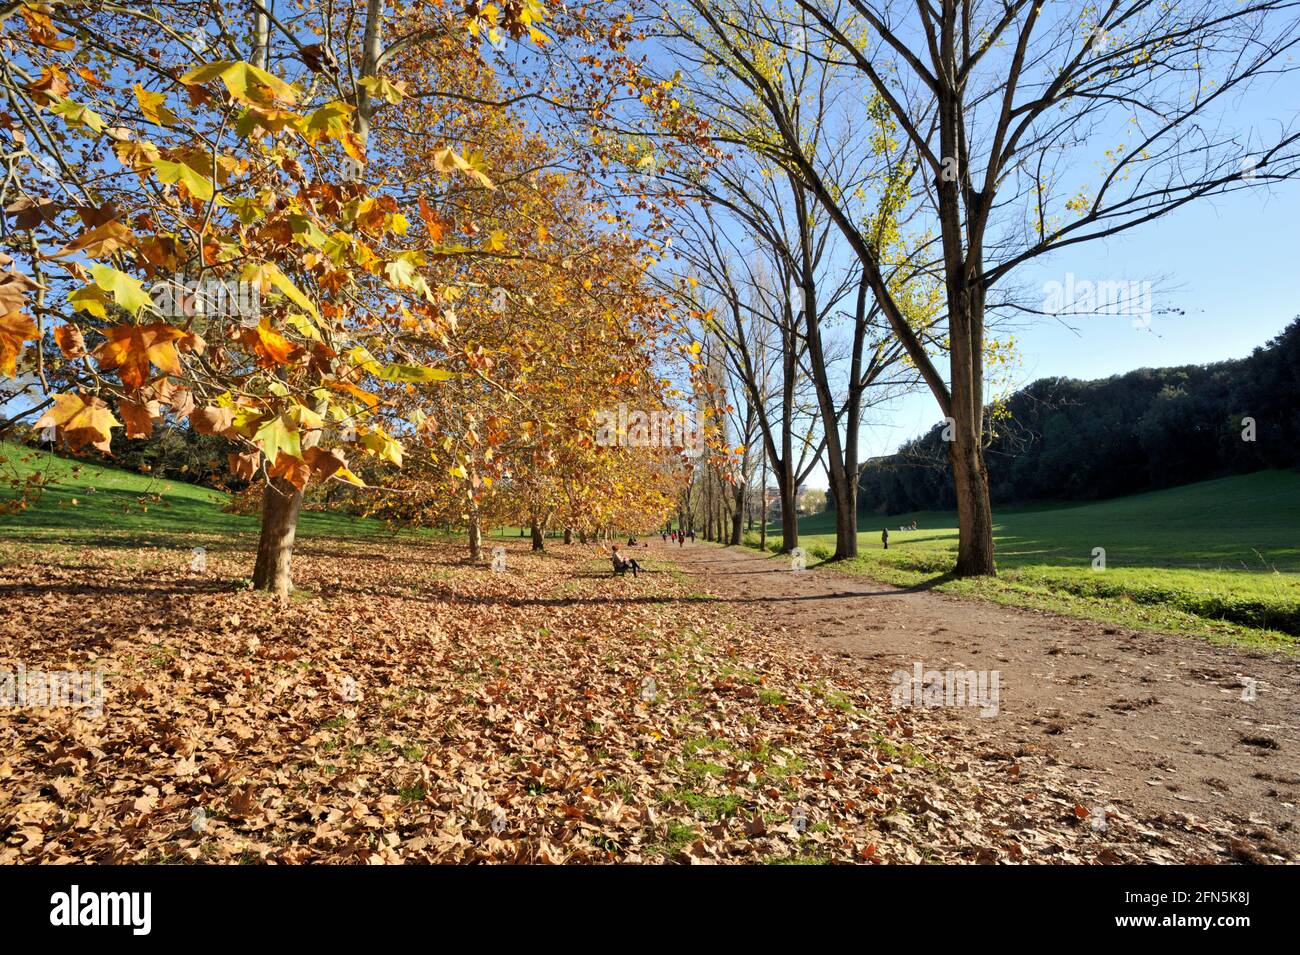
xmin=802 ymin=561 xmax=957 ymax=596
xmin=0 ymin=578 xmax=239 ymax=599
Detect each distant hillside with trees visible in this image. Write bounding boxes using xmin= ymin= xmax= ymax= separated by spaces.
xmin=858 ymin=317 xmax=1300 ymax=515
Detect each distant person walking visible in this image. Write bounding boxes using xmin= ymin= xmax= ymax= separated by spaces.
xmin=882 ymin=528 xmax=889 ymax=550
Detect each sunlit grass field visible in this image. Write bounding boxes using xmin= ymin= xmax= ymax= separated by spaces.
xmin=0 ymin=441 xmax=405 ymax=550
xmin=752 ymin=471 xmax=1300 ymax=649
xmin=6 ymin=441 xmax=1298 ymax=647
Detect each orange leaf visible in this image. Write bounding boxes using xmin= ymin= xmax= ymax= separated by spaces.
xmin=190 ymin=405 xmax=234 ymax=435
xmin=33 ymin=392 xmax=120 ymax=453
xmin=76 ymin=66 xmax=104 ymax=89
xmin=245 ymin=322 xmax=296 ymax=366
xmin=53 ymin=220 xmax=135 ymax=258
xmin=418 ymin=195 xmax=448 ymax=242
xmin=326 ymin=378 xmax=380 ymax=409
xmin=303 ymin=446 xmax=347 ymax=482
xmin=54 ymin=324 xmax=86 ymax=359
xmin=267 ymin=451 xmax=311 ymax=489
xmin=228 ymin=450 xmax=261 ymax=481
xmin=20 ymin=8 xmax=75 ymax=52
xmin=0 ymin=311 xmax=38 ymax=376
xmin=167 ymin=387 xmax=196 ymax=418
xmin=0 ymin=268 xmax=42 ymax=315
xmin=178 ymin=330 xmax=206 ymax=355
xmin=93 ymin=323 xmax=185 ymax=392
xmin=119 ymin=398 xmax=161 ymax=438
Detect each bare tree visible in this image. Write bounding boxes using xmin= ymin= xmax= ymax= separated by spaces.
xmin=654 ymin=0 xmax=1300 ymax=575
xmin=661 ymin=197 xmax=831 ymax=551
xmin=645 ymin=0 xmax=935 ymax=558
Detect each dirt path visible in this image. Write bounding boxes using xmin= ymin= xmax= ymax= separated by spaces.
xmin=661 ymin=540 xmax=1299 ymax=859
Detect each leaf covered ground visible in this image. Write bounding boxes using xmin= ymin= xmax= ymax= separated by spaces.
xmin=0 ymin=535 xmax=1240 ymax=863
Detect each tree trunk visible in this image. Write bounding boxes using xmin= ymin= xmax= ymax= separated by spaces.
xmin=772 ymin=462 xmax=798 ymax=553
xmin=946 ymin=271 xmax=996 ymax=576
xmin=729 ymin=484 xmax=744 ymax=545
xmin=949 ymin=434 xmax=996 ymax=576
xmin=253 ymin=477 xmax=303 ymax=596
xmin=827 ymin=467 xmax=858 ymax=560
xmin=563 ymin=527 xmax=573 ymax=545
xmin=468 ymin=512 xmax=482 ymax=561
xmin=780 ymin=491 xmax=798 ymax=553
xmin=530 ymin=517 xmax=545 ymax=551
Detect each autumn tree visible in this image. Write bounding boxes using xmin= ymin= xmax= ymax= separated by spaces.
xmin=0 ymin=3 xmax=464 ymax=596
xmin=358 ymin=94 xmax=684 ymax=553
xmin=0 ymin=1 xmax=632 ymax=593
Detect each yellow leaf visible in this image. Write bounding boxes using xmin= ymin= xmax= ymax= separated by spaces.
xmin=33 ymin=392 xmax=120 ymax=453
xmin=357 ymin=75 xmax=406 ymax=105
xmin=133 ymin=84 xmax=180 ymax=125
xmin=152 ymin=158 xmax=215 ymax=201
xmin=180 ymin=60 xmax=297 ymax=105
xmin=90 ymin=265 xmax=152 ymax=316
xmin=49 ymin=98 xmax=106 ymax=132
xmin=68 ymin=285 xmax=109 ymax=318
xmin=241 ymin=262 xmax=318 ymax=318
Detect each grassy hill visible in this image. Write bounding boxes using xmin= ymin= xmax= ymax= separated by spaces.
xmin=795 ymin=471 xmax=1300 ymax=571
xmin=0 ymin=441 xmax=399 ymax=548
xmin=754 ymin=470 xmax=1300 ymax=648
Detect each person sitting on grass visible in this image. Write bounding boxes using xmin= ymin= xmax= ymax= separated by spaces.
xmin=611 ymin=545 xmax=642 ymax=577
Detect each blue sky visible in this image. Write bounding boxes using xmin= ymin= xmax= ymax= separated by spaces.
xmin=843 ymin=32 xmax=1300 ymax=482
xmin=858 ymin=178 xmax=1300 ymax=469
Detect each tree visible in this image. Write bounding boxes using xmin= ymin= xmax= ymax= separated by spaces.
xmin=0 ymin=0 xmax=665 ymax=594
xmin=359 ymin=113 xmax=684 ymax=550
xmin=0 ymin=3 xmax=466 ymax=594
xmin=640 ymin=0 xmax=936 ymax=558
xmin=657 ymin=0 xmax=1300 ymax=575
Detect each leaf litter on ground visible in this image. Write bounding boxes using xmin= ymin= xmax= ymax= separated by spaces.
xmin=0 ymin=534 xmax=1245 ymax=863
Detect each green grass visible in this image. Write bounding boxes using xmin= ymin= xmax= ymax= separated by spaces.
xmin=0 ymin=440 xmax=416 ymax=547
xmin=753 ymin=471 xmax=1300 ymax=649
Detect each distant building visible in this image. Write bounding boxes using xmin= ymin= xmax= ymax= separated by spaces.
xmin=760 ymin=483 xmax=808 ymax=520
